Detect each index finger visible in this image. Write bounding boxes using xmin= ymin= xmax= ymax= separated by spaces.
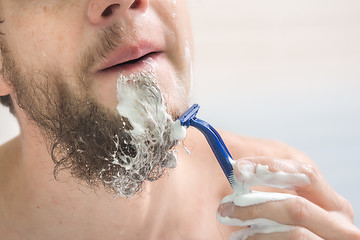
xmin=233 ymin=157 xmax=352 ymax=217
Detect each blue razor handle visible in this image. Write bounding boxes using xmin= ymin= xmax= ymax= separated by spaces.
xmin=179 ymin=104 xmax=235 ymax=187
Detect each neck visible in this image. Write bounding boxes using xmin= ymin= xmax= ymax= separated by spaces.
xmin=1 ymin=119 xmax=186 ymax=239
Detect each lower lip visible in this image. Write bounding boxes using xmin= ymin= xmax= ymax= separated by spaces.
xmin=96 ymin=52 xmax=163 ymax=77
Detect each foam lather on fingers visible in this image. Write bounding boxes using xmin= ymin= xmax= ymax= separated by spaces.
xmin=221 ymin=191 xmax=298 ymax=207
xmin=217 ymin=160 xmax=310 ymax=239
xmin=229 ymin=224 xmax=296 ymax=240
xmin=237 ymin=162 xmax=311 ymax=191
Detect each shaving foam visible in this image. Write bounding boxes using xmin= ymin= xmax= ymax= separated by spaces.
xmin=94 ymin=71 xmax=188 ymax=197
xmin=116 ymin=71 xmax=187 ymax=142
xmin=171 ymin=120 xmax=187 ymax=141
xmin=217 ymin=161 xmax=310 ymax=239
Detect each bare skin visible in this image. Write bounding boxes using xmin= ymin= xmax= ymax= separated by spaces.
xmin=0 ymin=129 xmax=234 ymax=239
xmin=0 ymin=0 xmax=359 ymax=239
xmin=0 ymin=124 xmax=316 ymax=240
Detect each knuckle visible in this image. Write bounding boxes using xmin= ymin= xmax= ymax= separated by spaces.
xmin=287 ymin=198 xmax=310 ymax=224
xmin=302 ymin=163 xmax=320 ymax=183
xmin=348 ymin=229 xmax=360 ymax=240
xmin=340 ymin=197 xmax=355 ymax=220
xmin=340 ymin=223 xmax=360 ymax=240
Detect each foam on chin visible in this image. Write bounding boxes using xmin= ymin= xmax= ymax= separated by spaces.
xmin=116 ymin=71 xmax=187 ymax=142
xmin=218 ymin=162 xmax=310 ymax=239
xmin=90 ymin=71 xmax=188 ymax=197
xmin=115 ymin=71 xmax=186 ymax=171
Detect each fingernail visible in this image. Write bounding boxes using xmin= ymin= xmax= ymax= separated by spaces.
xmin=235 ymin=159 xmax=255 ymax=181
xmin=218 ymin=202 xmax=235 ymax=217
xmin=237 ymin=159 xmax=255 ymax=169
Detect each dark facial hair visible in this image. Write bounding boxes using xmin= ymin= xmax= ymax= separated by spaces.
xmin=0 ymin=25 xmax=180 ymax=198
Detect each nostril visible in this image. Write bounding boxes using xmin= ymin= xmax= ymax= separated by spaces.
xmin=130 ymin=0 xmax=140 ymax=9
xmin=101 ymin=4 xmax=120 ymax=17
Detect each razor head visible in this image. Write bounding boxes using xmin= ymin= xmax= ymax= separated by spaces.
xmin=179 ymin=104 xmax=200 ymax=128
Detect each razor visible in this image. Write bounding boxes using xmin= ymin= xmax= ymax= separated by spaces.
xmin=178 ymin=104 xmax=237 ymax=188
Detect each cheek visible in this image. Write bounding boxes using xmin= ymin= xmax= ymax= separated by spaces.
xmin=5 ymin=8 xmax=84 ymax=74
xmin=156 ymin=0 xmax=194 ymax=90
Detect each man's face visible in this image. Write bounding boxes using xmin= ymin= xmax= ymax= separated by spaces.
xmin=0 ymin=0 xmax=193 ymax=197
xmin=0 ymin=0 xmax=193 ymax=110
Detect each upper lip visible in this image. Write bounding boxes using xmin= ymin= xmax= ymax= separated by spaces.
xmin=97 ymin=41 xmax=162 ymax=72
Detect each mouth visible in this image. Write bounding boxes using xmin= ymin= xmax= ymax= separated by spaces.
xmin=96 ymin=42 xmax=163 ymax=74
xmin=99 ymin=51 xmax=161 ymax=73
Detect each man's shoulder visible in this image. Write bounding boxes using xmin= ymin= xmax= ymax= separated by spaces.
xmin=0 ymin=137 xmax=21 ymax=236
xmin=0 ymin=136 xmax=21 ymax=191
xmin=183 ymin=128 xmax=298 ymax=161
xmin=217 ymin=129 xmax=306 ymax=161
xmin=0 ymin=136 xmax=20 ymax=162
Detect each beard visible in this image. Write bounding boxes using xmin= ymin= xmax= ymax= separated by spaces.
xmin=0 ymin=29 xmax=186 ymax=198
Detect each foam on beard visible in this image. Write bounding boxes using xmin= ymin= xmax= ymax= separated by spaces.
xmin=116 ymin=71 xmax=186 ymax=144
xmin=102 ymin=71 xmax=186 ymax=197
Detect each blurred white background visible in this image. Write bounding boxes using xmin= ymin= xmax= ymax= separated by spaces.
xmin=188 ymin=0 xmax=360 ymax=226
xmin=1 ymin=0 xmax=359 ymax=227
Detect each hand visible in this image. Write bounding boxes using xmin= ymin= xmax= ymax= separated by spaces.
xmin=217 ymin=157 xmax=360 ymax=240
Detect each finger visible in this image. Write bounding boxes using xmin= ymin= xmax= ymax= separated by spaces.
xmin=234 ymin=157 xmax=310 ymax=190
xmin=224 ymin=196 xmax=360 ymax=240
xmin=228 ymin=224 xmax=297 ymax=240
xmin=242 ymin=227 xmax=324 ymax=240
xmin=234 ymin=157 xmax=352 ymax=216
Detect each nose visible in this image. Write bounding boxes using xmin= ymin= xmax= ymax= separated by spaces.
xmin=87 ymin=0 xmax=149 ymax=25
